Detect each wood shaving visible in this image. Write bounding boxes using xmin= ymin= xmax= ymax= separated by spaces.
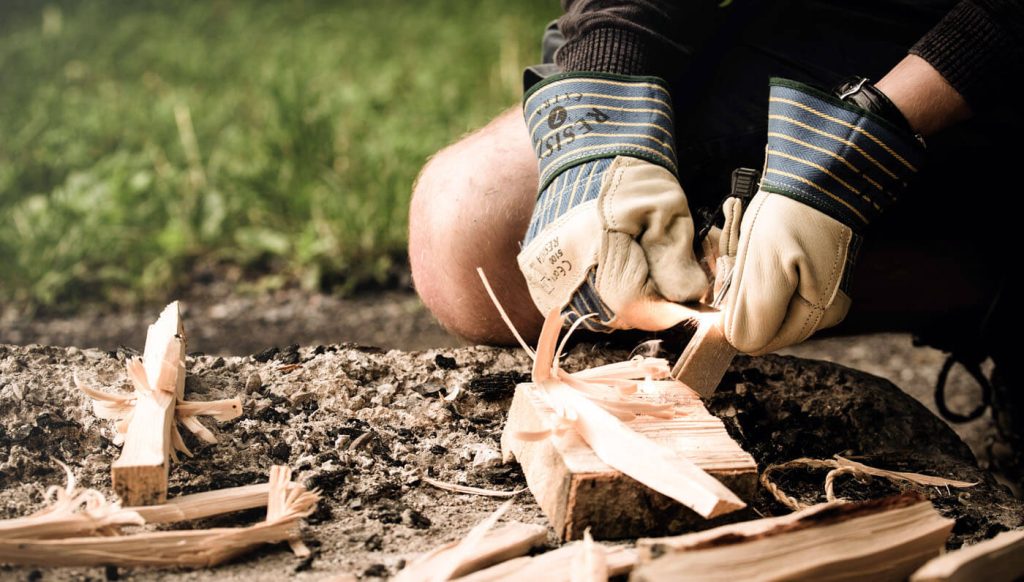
xmin=422 ymin=476 xmax=525 ymax=499
xmin=76 ymin=361 xmax=243 ymax=461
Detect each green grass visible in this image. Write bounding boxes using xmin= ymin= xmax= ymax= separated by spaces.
xmin=0 ymin=0 xmax=558 ymax=311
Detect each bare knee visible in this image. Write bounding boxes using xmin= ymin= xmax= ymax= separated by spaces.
xmin=409 ymin=107 xmax=543 ymax=345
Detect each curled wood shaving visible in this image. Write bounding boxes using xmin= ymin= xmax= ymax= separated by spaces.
xmin=0 ymin=465 xmax=318 ymax=568
xmin=75 ymin=361 xmax=243 ymax=461
xmin=422 ymin=476 xmax=525 ymax=499
xmin=0 ymin=461 xmax=144 ymax=540
xmin=477 ymin=279 xmax=676 ymax=430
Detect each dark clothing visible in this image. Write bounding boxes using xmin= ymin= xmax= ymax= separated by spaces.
xmin=529 ymin=0 xmax=1023 ymax=342
xmin=910 ymin=0 xmax=1024 ymax=109
xmin=556 ymin=0 xmax=1024 ymax=112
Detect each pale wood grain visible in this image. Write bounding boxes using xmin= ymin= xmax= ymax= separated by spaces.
xmin=396 ymin=522 xmax=548 ymax=582
xmin=112 ymin=301 xmax=184 ymax=505
xmin=635 ymin=497 xmax=953 ymax=582
xmin=671 ymin=313 xmax=736 ymax=398
xmin=501 ymin=380 xmax=756 ymax=540
xmin=911 ymin=529 xmax=1024 ymax=582
xmin=455 ymin=543 xmax=637 ymax=582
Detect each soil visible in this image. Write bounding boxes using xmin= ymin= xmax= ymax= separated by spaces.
xmin=2 ymin=290 xmax=1000 ymax=466
xmin=1 ymin=289 xmax=457 ymax=355
xmin=0 ymin=336 xmax=1020 ymax=580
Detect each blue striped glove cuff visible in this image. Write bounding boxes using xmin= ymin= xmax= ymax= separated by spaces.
xmin=519 ymin=74 xmax=707 ymax=333
xmin=763 ymin=78 xmax=926 ymax=231
xmin=523 ymin=73 xmax=678 ymax=192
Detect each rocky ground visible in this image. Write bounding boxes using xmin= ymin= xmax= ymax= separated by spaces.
xmin=0 ymin=332 xmax=1020 ymax=580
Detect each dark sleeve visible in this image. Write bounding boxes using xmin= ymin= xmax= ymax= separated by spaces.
xmin=555 ymin=0 xmax=691 ymax=78
xmin=910 ymin=0 xmax=1024 ymax=110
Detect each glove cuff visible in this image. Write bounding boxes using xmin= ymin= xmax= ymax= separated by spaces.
xmin=763 ymin=78 xmax=926 ymax=230
xmin=523 ymin=72 xmax=677 ymax=191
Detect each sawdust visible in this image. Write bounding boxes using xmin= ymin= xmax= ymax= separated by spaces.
xmin=0 ymin=343 xmax=1019 ymax=580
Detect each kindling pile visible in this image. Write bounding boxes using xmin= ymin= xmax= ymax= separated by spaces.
xmin=0 ymin=302 xmax=318 ymax=568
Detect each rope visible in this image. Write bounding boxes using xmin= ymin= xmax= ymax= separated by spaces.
xmin=760 ymin=458 xmax=873 ymax=511
xmin=823 ymin=466 xmax=864 ymax=503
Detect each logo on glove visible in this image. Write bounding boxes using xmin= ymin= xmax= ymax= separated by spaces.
xmin=547 ymin=106 xmax=568 ymax=130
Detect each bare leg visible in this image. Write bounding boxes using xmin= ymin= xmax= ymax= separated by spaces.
xmin=409 ymin=107 xmax=544 ymax=345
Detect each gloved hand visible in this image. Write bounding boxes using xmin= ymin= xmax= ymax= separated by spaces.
xmin=518 ymin=73 xmax=707 ymax=332
xmin=723 ymin=78 xmax=925 ymax=354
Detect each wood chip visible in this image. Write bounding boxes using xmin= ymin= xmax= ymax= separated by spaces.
xmin=422 ymin=476 xmax=525 ymax=499
xmin=396 ymin=519 xmax=547 ymax=582
xmin=454 ymin=543 xmax=638 ymax=582
xmin=110 ymin=302 xmax=185 ymax=505
xmin=570 ymin=529 xmax=606 ymax=582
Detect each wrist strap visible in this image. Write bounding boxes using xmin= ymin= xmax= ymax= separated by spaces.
xmin=762 ymin=78 xmax=926 ymax=230
xmin=834 ymin=77 xmax=926 ymax=148
xmin=523 ymin=72 xmax=677 ymax=191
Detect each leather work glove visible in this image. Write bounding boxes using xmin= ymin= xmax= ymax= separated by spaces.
xmin=723 ymin=78 xmax=926 ymax=354
xmin=518 ymin=73 xmax=707 ymax=332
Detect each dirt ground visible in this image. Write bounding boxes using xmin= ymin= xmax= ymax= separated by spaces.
xmin=0 ymin=289 xmax=456 ymax=355
xmin=0 ymin=291 xmax=1016 ymax=580
xmin=2 ymin=289 xmax=998 ymax=463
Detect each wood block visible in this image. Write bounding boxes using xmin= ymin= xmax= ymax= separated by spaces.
xmin=671 ymin=314 xmax=736 ymax=398
xmin=112 ymin=302 xmax=185 ymax=505
xmin=501 ymin=382 xmax=757 ymax=541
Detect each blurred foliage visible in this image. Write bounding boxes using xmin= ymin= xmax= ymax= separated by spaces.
xmin=0 ymin=0 xmax=557 ymax=311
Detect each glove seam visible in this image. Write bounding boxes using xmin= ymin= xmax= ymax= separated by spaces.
xmin=526 ymin=199 xmax=599 ymax=245
xmin=794 ymin=213 xmax=850 ymax=342
xmin=725 ymin=191 xmax=770 ymax=350
xmin=599 ymin=158 xmax=629 ymax=231
xmin=593 ymin=233 xmax=615 ymax=327
xmin=522 ymin=70 xmax=670 ymax=104
xmin=823 ymin=223 xmax=847 ymax=310
xmin=761 ymin=178 xmax=862 ymax=231
xmin=541 ymin=149 xmax=677 ymax=192
xmin=793 ymin=294 xmax=827 ymax=346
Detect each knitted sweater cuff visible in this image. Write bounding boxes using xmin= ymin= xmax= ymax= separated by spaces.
xmin=910 ymin=1 xmax=1016 ymax=109
xmin=555 ymin=27 xmax=654 ymax=76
